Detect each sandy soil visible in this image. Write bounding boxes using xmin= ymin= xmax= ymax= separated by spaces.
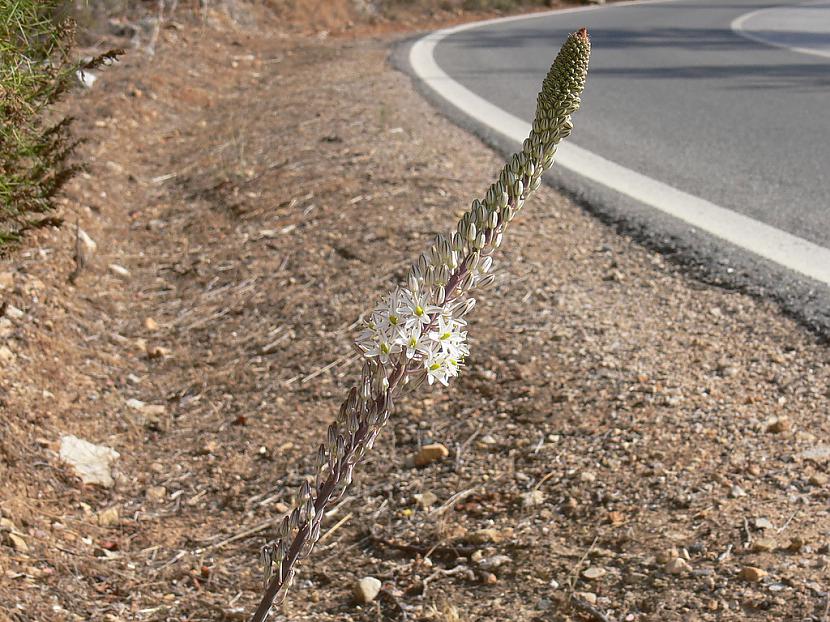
xmin=1 ymin=6 xmax=829 ymax=622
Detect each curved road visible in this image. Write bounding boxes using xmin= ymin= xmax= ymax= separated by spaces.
xmin=403 ymin=0 xmax=830 ymax=334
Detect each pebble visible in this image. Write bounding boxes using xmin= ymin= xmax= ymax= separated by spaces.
xmin=787 ymin=537 xmax=804 ymax=552
xmin=413 ymin=443 xmax=449 ymax=467
xmin=580 ymin=471 xmax=596 ymax=483
xmin=144 ymin=317 xmax=160 ymax=331
xmin=575 ymin=592 xmax=597 ymax=605
xmin=0 ymin=271 xmax=14 ymax=290
xmin=108 ymin=264 xmax=131 ymax=280
xmin=765 ymin=416 xmax=791 ymax=434
xmin=353 ymin=576 xmax=381 ymax=604
xmin=6 ymin=532 xmax=29 ymax=553
xmin=78 ymin=229 xmax=97 ymax=260
xmin=739 ymin=566 xmax=767 ymax=582
xmin=730 ymin=485 xmax=747 ymax=498
xmin=477 ymin=554 xmax=512 ymax=570
xmin=0 ymin=346 xmax=14 ymax=363
xmin=59 ymin=435 xmax=120 ymax=488
xmin=657 ymin=547 xmax=679 ymax=564
xmin=751 ymin=538 xmax=777 ymax=553
xmin=809 ymin=473 xmax=829 ymax=486
xmin=97 ymin=507 xmax=120 ymax=527
xmin=469 ymin=528 xmax=509 ymax=544
xmin=665 ymin=557 xmax=691 ymax=575
xmin=146 ymin=486 xmax=167 ymax=503
xmin=754 ymin=517 xmax=774 ymax=530
xmin=0 ymin=318 xmax=12 ymax=338
xmin=413 ymin=491 xmax=438 ymax=509
xmin=4 ymin=305 xmax=24 ymax=320
xmin=798 ymin=445 xmax=830 ymax=464
xmin=522 ymin=489 xmax=545 ymax=507
xmin=582 ymin=566 xmax=607 ymax=580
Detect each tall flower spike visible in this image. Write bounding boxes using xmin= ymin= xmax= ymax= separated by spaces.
xmin=249 ymin=29 xmax=589 ymax=622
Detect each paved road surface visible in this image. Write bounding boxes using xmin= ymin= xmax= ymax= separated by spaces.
xmin=402 ymin=0 xmax=830 ymax=334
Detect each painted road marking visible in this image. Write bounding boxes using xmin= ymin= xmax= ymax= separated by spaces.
xmin=732 ymin=0 xmax=830 ymax=60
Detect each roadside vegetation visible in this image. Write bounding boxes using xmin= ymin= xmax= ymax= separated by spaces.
xmin=0 ymin=0 xmax=119 ymax=248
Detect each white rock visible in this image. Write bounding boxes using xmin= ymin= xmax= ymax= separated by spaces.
xmin=77 ymin=69 xmax=97 ymax=88
xmin=4 ymin=304 xmax=24 ymax=320
xmin=59 ymin=435 xmax=120 ymax=488
xmin=78 ymin=228 xmax=97 ymax=259
xmin=126 ymin=398 xmax=146 ymax=410
xmin=353 ymin=576 xmax=381 ymax=604
xmin=108 ymin=264 xmax=131 ymax=280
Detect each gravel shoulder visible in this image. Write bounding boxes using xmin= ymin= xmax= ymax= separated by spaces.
xmin=1 ymin=11 xmax=828 ymax=622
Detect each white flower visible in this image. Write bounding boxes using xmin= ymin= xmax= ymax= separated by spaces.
xmin=401 ymin=289 xmax=441 ymax=329
xmin=399 ymin=324 xmax=431 ymax=359
xmin=360 ymin=325 xmax=401 ymax=365
xmin=428 ymin=314 xmax=468 ymax=355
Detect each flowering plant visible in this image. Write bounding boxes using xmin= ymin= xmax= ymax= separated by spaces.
xmin=249 ymin=28 xmax=591 ymax=622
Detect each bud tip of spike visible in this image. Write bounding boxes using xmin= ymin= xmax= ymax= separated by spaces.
xmin=577 ymin=27 xmax=589 ymax=40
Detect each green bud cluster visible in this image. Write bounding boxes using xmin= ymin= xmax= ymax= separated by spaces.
xmin=467 ymin=28 xmax=590 ymax=247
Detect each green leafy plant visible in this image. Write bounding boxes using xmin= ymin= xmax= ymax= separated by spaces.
xmin=0 ymin=0 xmax=120 ymax=246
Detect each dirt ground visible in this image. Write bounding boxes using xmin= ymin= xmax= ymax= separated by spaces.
xmin=1 ymin=5 xmax=829 ymax=622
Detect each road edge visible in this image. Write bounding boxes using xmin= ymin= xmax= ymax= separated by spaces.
xmin=390 ymin=11 xmax=830 ymax=340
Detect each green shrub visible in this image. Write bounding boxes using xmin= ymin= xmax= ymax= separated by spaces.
xmin=0 ymin=0 xmax=118 ymax=246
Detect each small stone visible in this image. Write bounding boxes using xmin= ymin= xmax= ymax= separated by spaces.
xmin=59 ymin=435 xmax=120 ymax=488
xmin=413 ymin=443 xmax=449 ymax=467
xmin=413 ymin=491 xmax=438 ymax=509
xmin=580 ymin=471 xmax=596 ymax=483
xmin=754 ymin=517 xmax=774 ymax=530
xmin=522 ymin=489 xmax=545 ymax=507
xmin=3 ymin=304 xmax=24 ymax=320
xmin=146 ymin=486 xmax=167 ymax=503
xmin=765 ymin=417 xmax=791 ymax=434
xmin=146 ymin=345 xmax=171 ymax=359
xmin=730 ymin=485 xmax=747 ymax=498
xmin=468 ymin=528 xmax=509 ymax=544
xmin=144 ymin=317 xmax=159 ymax=331
xmin=665 ymin=557 xmax=691 ymax=575
xmin=7 ymin=532 xmax=29 ymax=553
xmin=0 ymin=345 xmax=14 ymax=363
xmin=607 ymin=511 xmax=625 ymax=525
xmin=656 ymin=547 xmax=679 ymax=564
xmin=108 ymin=264 xmax=131 ymax=280
xmin=751 ymin=538 xmax=777 ymax=553
xmin=477 ymin=554 xmax=512 ymax=570
xmin=479 ymin=434 xmax=497 ymax=445
xmin=126 ymin=398 xmax=146 ymax=410
xmin=0 ymin=318 xmax=13 ymax=338
xmin=575 ymin=592 xmax=597 ymax=605
xmin=582 ymin=566 xmax=607 ymax=580
xmin=353 ymin=576 xmax=381 ymax=604
xmin=78 ymin=228 xmax=97 ymax=260
xmin=481 ymin=572 xmax=497 ymax=584
xmin=739 ymin=566 xmax=767 ymax=582
xmin=797 ymin=445 xmax=830 ymax=464
xmin=787 ymin=537 xmax=804 ymax=552
xmin=97 ymin=507 xmax=120 ymax=527
xmin=0 ymin=272 xmax=14 ymax=290
xmin=809 ymin=473 xmax=829 ymax=486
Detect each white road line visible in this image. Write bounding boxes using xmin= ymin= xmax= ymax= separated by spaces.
xmin=731 ymin=0 xmax=830 ymax=60
xmin=409 ymin=7 xmax=830 ymax=286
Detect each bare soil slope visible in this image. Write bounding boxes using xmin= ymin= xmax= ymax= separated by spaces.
xmin=1 ymin=9 xmax=829 ymax=622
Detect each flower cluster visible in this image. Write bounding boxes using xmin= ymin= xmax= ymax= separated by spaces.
xmin=356 ymin=287 xmax=470 ymax=386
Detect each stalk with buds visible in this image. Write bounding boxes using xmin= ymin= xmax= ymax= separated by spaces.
xmin=249 ymin=28 xmax=591 ymax=622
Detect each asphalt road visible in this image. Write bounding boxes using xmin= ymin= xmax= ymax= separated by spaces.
xmin=401 ymin=0 xmax=830 ymax=335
